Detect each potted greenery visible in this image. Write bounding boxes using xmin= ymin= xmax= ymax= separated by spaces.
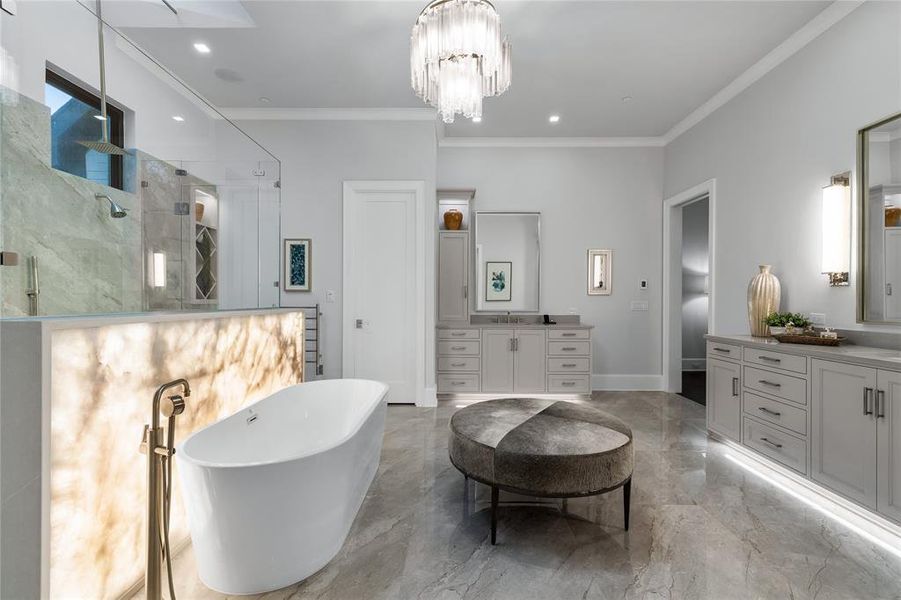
xmin=764 ymin=312 xmax=813 ymax=336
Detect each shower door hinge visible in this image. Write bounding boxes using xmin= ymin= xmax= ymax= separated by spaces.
xmin=0 ymin=251 xmax=19 ymax=266
xmin=274 ymin=180 xmax=281 ymax=189
xmin=252 ymin=168 xmax=266 ymax=177
xmin=141 ymin=180 xmax=150 ymax=188
xmin=174 ymin=202 xmax=190 ymax=216
xmin=175 ymin=168 xmax=188 ymax=177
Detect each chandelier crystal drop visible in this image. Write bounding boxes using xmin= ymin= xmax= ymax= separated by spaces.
xmin=410 ymin=0 xmax=511 ymax=124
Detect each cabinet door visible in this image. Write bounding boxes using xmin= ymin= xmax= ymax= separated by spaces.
xmin=707 ymin=358 xmax=741 ymax=441
xmin=877 ymin=369 xmax=901 ymax=523
xmin=481 ymin=329 xmax=514 ymax=392
xmin=437 ymin=232 xmax=469 ymax=323
xmin=811 ymin=359 xmax=877 ymax=508
xmin=513 ymin=330 xmax=546 ymax=393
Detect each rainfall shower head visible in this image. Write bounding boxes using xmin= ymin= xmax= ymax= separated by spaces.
xmin=96 ymin=194 xmax=128 ymax=218
xmin=78 ymin=139 xmax=126 ymax=156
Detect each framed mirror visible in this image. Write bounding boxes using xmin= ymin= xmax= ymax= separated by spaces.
xmin=859 ymin=111 xmax=901 ymax=323
xmin=473 ymin=212 xmax=540 ymax=312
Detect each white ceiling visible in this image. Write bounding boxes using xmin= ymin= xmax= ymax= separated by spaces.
xmin=118 ymin=0 xmax=831 ymax=138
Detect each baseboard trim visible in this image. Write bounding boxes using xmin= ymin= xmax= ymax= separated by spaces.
xmin=418 ymin=386 xmax=438 ymax=408
xmin=591 ymin=374 xmax=663 ymax=391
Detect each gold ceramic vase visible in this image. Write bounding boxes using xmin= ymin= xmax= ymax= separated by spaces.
xmin=747 ymin=265 xmax=781 ymax=337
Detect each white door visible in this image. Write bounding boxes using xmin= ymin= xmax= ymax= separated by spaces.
xmin=811 ymin=359 xmax=878 ymax=508
xmin=706 ymin=358 xmax=741 ymax=441
xmin=514 ymin=329 xmax=546 ymax=392
xmin=482 ymin=329 xmax=514 ymax=392
xmin=877 ymin=369 xmax=901 ymax=523
xmin=343 ymin=181 xmax=424 ymax=404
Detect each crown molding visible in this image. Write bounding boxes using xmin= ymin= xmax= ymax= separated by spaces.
xmin=438 ymin=137 xmax=666 ymax=148
xmin=220 ymin=107 xmax=438 ymax=121
xmin=662 ymin=0 xmax=864 ymax=145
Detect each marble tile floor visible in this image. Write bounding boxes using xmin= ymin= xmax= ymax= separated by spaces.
xmin=158 ymin=392 xmax=901 ymax=600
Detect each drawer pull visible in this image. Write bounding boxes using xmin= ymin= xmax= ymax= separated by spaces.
xmin=561 ymin=381 xmax=576 ymax=387
xmin=864 ymin=387 xmax=874 ymax=416
xmin=562 ymin=347 xmax=577 ymax=351
xmin=713 ymin=347 xmax=731 ymax=353
xmin=451 ymin=381 xmax=466 ymax=386
xmin=760 ymin=437 xmax=783 ymax=449
xmin=451 ymin=346 xmax=466 ymax=351
xmin=451 ymin=332 xmax=466 ymax=336
xmin=562 ymin=363 xmax=577 ymax=368
xmin=758 ymin=406 xmax=782 ymax=417
xmin=759 ymin=356 xmax=781 ymax=363
xmin=758 ymin=380 xmax=782 ymax=388
xmin=451 ymin=362 xmax=466 ymax=367
xmin=732 ymin=377 xmax=739 ymax=397
xmin=562 ymin=333 xmax=576 ymax=337
xmin=877 ymin=389 xmax=886 ymax=419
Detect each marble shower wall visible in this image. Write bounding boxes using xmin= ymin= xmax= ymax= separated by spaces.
xmin=49 ymin=310 xmax=304 ymax=598
xmin=0 ymin=88 xmax=142 ymax=316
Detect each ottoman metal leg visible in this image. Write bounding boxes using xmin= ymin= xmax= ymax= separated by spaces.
xmin=623 ymin=478 xmax=631 ymax=531
xmin=490 ymin=486 xmax=499 ymax=545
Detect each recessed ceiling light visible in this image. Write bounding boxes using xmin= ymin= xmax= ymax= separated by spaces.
xmin=548 ymin=114 xmax=560 ymax=123
xmin=622 ymin=96 xmax=633 ymax=103
xmin=259 ymin=97 xmax=272 ymax=104
xmin=193 ymin=42 xmax=211 ymax=54
xmin=172 ymin=115 xmax=185 ymax=122
xmin=472 ymin=116 xmax=482 ymax=123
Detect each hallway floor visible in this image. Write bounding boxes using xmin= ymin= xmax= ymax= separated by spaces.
xmin=679 ymin=370 xmax=707 ymax=405
xmin=163 ymin=392 xmax=901 ymax=600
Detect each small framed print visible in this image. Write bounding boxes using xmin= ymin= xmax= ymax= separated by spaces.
xmin=587 ymin=249 xmax=612 ymax=296
xmin=284 ymin=239 xmax=311 ymax=291
xmin=485 ymin=261 xmax=512 ymax=302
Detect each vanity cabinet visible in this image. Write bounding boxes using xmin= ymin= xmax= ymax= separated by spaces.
xmin=707 ymin=358 xmax=742 ymax=442
xmin=437 ymin=231 xmax=470 ymax=324
xmin=877 ymin=369 xmax=901 ymax=523
xmin=480 ymin=329 xmax=547 ymax=393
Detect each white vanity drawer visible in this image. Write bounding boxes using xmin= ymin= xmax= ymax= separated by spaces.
xmin=547 ymin=375 xmax=591 ymax=393
xmin=744 ymin=366 xmax=807 ymax=406
xmin=548 ymin=341 xmax=591 ymax=356
xmin=437 ymin=340 xmax=480 ymax=356
xmin=548 ymin=329 xmax=590 ymax=340
xmin=547 ymin=357 xmax=591 ymax=373
xmin=438 ymin=328 xmax=480 ymax=340
xmin=438 ymin=357 xmax=480 ymax=371
xmin=743 ymin=391 xmax=807 ymax=436
xmin=437 ymin=374 xmax=480 ymax=393
xmin=743 ymin=347 xmax=807 ymax=374
xmin=707 ymin=341 xmax=742 ymax=361
xmin=743 ymin=417 xmax=808 ymax=475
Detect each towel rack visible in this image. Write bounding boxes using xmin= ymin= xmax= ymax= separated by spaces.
xmin=298 ymin=304 xmax=323 ymax=379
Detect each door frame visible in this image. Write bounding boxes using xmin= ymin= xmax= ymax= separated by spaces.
xmin=662 ymin=179 xmax=716 ymax=393
xmin=342 ymin=180 xmax=428 ymax=405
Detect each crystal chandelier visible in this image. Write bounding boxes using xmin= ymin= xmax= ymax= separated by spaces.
xmin=410 ymin=0 xmax=512 ymax=123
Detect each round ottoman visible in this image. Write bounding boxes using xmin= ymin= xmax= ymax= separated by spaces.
xmin=449 ymin=398 xmax=634 ymax=544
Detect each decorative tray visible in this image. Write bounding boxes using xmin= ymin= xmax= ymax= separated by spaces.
xmin=773 ymin=333 xmax=845 ymax=347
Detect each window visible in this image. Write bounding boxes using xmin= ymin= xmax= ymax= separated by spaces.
xmin=45 ymin=69 xmax=124 ymax=190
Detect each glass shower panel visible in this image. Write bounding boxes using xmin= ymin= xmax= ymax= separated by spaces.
xmin=0 ymin=2 xmax=281 ymax=318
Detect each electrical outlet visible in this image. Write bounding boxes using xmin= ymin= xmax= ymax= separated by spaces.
xmin=630 ymin=300 xmax=649 ymax=312
xmin=810 ymin=313 xmax=826 ymax=326
xmin=639 ymin=280 xmax=649 ymax=290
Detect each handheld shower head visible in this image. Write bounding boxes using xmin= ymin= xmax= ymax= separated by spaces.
xmin=96 ymin=194 xmax=128 ymax=218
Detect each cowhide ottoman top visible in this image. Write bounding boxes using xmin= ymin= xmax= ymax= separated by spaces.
xmin=449 ymin=398 xmax=634 ymax=497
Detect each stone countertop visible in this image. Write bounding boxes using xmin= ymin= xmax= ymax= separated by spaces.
xmin=438 ymin=323 xmax=594 ymax=330
xmin=706 ymin=333 xmax=901 ymax=371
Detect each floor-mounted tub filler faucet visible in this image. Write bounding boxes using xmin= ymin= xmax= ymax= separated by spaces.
xmin=140 ymin=379 xmax=190 ymax=600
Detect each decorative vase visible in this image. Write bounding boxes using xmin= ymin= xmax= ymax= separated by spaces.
xmin=747 ymin=265 xmax=781 ymax=337
xmin=195 ymin=201 xmax=205 ymax=223
xmin=886 ymin=207 xmax=901 ymax=227
xmin=443 ymin=209 xmax=463 ymax=230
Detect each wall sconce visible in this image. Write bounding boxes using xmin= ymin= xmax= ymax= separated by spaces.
xmin=821 ymin=172 xmax=851 ymax=286
xmin=151 ymin=252 xmax=166 ymax=288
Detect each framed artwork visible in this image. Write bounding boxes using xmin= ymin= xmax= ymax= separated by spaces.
xmin=284 ymin=239 xmax=311 ymax=291
xmin=587 ymin=249 xmax=612 ymax=295
xmin=485 ymin=261 xmax=512 ymax=301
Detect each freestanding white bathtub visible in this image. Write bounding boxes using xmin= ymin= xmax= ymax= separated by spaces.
xmin=177 ymin=379 xmax=388 ymax=595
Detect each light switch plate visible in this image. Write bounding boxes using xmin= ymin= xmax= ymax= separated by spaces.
xmin=326 ymin=290 xmax=337 ymax=303
xmin=810 ymin=313 xmax=826 ymax=326
xmin=630 ymin=300 xmax=649 ymax=312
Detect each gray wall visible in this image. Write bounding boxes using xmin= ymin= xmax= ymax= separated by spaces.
xmin=664 ymin=2 xmax=901 ymax=334
xmin=224 ymin=119 xmax=438 ymax=382
xmin=681 ymin=197 xmax=709 ymax=367
xmin=439 ymin=146 xmax=663 ymax=384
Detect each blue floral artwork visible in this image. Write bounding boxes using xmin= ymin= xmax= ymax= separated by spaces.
xmin=284 ymin=239 xmax=311 ymax=291
xmin=485 ymin=261 xmax=511 ymax=302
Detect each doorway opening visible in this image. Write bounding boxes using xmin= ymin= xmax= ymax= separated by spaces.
xmin=663 ymin=180 xmax=716 ymax=401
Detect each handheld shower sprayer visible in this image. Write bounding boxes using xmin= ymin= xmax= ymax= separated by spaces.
xmin=141 ymin=379 xmax=190 ymax=600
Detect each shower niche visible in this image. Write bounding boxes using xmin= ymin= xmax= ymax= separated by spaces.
xmin=192 ymin=188 xmax=218 ymax=304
